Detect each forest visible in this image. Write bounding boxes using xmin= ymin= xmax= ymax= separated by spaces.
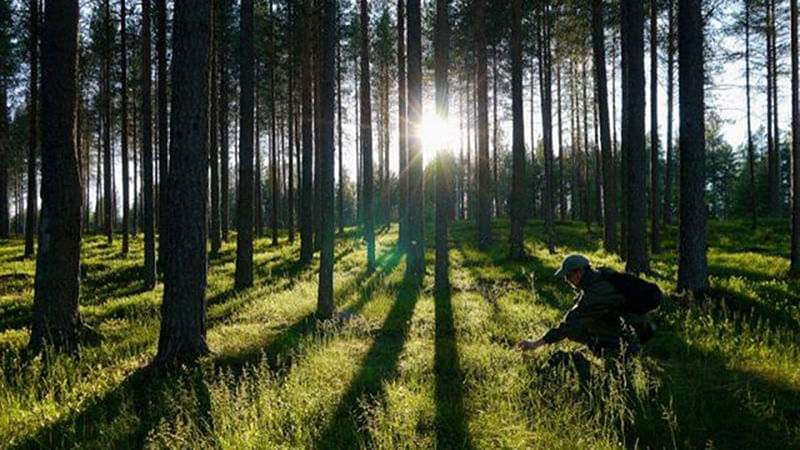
xmin=0 ymin=0 xmax=799 ymax=448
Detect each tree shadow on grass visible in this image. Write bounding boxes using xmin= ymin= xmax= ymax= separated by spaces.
xmin=634 ymin=333 xmax=800 ymax=449
xmin=313 ymin=275 xmax=422 ymax=449
xmin=706 ymin=286 xmax=800 ymax=334
xmin=10 ymin=365 xmax=212 ymax=450
xmin=434 ymin=288 xmax=473 ymax=449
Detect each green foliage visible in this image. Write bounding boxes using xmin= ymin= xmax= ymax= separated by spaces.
xmin=0 ymin=221 xmax=798 ymax=449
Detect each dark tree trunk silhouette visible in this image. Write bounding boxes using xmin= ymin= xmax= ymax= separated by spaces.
xmin=154 ymin=0 xmax=212 ymax=366
xmin=318 ymin=0 xmax=335 ymax=317
xmin=677 ymin=0 xmax=708 ymax=293
xmin=434 ymin=0 xmax=450 ymax=293
xmin=0 ymin=67 xmax=8 ymax=238
xmin=663 ymin=0 xmax=675 ymax=225
xmin=538 ymin=0 xmax=556 ymax=253
xmin=235 ymin=0 xmax=254 ymax=290
xmin=288 ymin=1 xmax=296 ymax=242
xmin=406 ymin=0 xmax=424 ymax=277
xmin=314 ymin=4 xmax=322 ymax=252
xmin=791 ymin=0 xmax=800 ymax=276
xmin=475 ymin=0 xmax=491 ymax=250
xmin=770 ymin=0 xmax=780 ymax=216
xmin=492 ymin=48 xmax=499 ymax=218
xmin=510 ymin=0 xmax=526 ymax=260
xmin=300 ymin=0 xmax=314 ymax=263
xmin=121 ymin=0 xmax=130 ymax=255
xmin=557 ymin=65 xmax=565 ymax=221
xmin=29 ymin=0 xmax=88 ymax=352
xmin=210 ymin=3 xmax=221 ymax=256
xmin=398 ymin=0 xmax=408 ymax=250
xmin=142 ymin=0 xmax=156 ymax=289
xmin=220 ymin=2 xmax=230 ymax=241
xmin=337 ymin=27 xmax=344 ymax=235
xmin=102 ymin=0 xmax=112 ymax=246
xmin=24 ymin=0 xmax=38 ymax=254
xmin=745 ymin=0 xmax=757 ymax=231
xmin=361 ymin=0 xmax=376 ymax=272
xmin=621 ymin=0 xmax=648 ymax=274
xmin=649 ymin=0 xmax=659 ymax=253
xmin=157 ymin=0 xmax=168 ymax=267
xmin=270 ymin=0 xmax=278 ymax=246
xmin=592 ymin=0 xmax=617 ymax=254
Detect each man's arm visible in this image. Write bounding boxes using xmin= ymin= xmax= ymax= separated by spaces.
xmin=520 ymin=295 xmax=610 ymax=351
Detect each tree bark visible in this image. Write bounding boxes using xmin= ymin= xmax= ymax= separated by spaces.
xmin=235 ymin=0 xmax=254 ymax=290
xmin=142 ymin=0 xmax=156 ymax=290
xmin=157 ymin=0 xmax=169 ymax=267
xmin=154 ymin=0 xmax=212 ymax=366
xmin=209 ymin=3 xmax=221 ymax=256
xmin=663 ymin=0 xmax=675 ymax=225
xmin=649 ymin=0 xmax=659 ymax=253
xmin=745 ymin=0 xmax=756 ymax=231
xmin=406 ymin=0 xmax=424 ymax=277
xmin=538 ymin=2 xmax=556 ymax=253
xmin=318 ymin=0 xmax=336 ymax=317
xmin=0 ymin=71 xmax=8 ymax=238
xmin=29 ymin=0 xmax=88 ymax=352
xmin=791 ymin=0 xmax=800 ymax=276
xmin=398 ymin=0 xmax=408 ymax=250
xmin=220 ymin=2 xmax=230 ymax=241
xmin=475 ymin=0 xmax=491 ymax=250
xmin=434 ymin=0 xmax=450 ymax=293
xmin=288 ymin=1 xmax=296 ymax=242
xmin=592 ymin=0 xmax=617 ymax=254
xmin=24 ymin=0 xmax=41 ymax=253
xmin=300 ymin=0 xmax=314 ymax=263
xmin=121 ymin=0 xmax=130 ymax=255
xmin=621 ymin=0 xmax=649 ymax=274
xmin=510 ymin=0 xmax=526 ymax=260
xmin=677 ymin=0 xmax=708 ymax=293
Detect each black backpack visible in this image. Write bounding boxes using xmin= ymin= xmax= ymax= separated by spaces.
xmin=598 ymin=268 xmax=662 ymax=314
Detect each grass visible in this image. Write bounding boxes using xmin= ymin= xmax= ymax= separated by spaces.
xmin=0 ymin=219 xmax=798 ymax=449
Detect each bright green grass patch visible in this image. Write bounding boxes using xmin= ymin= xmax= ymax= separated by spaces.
xmin=0 ymin=220 xmax=798 ymax=449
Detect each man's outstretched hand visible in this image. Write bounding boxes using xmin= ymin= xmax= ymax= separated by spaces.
xmin=518 ymin=338 xmax=545 ymax=351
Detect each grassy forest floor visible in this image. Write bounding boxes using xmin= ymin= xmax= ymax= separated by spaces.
xmin=0 ymin=220 xmax=799 ymax=449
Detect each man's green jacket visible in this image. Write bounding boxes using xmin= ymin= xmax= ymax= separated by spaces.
xmin=542 ymin=268 xmax=646 ymax=348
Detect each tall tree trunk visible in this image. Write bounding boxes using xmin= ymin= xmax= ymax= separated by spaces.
xmin=102 ymin=0 xmax=113 ymax=246
xmin=0 ymin=73 xmax=8 ymax=238
xmin=492 ymin=47 xmax=499 ymax=218
xmin=29 ymin=0 xmax=87 ymax=352
xmin=581 ymin=62 xmax=590 ymax=229
xmin=677 ymin=0 xmax=708 ymax=293
xmin=766 ymin=0 xmax=778 ymax=216
xmin=538 ymin=1 xmax=556 ymax=253
xmin=663 ymin=0 xmax=675 ymax=225
xmin=337 ymin=30 xmax=344 ymax=234
xmin=770 ymin=0 xmax=781 ymax=215
xmin=255 ymin=103 xmax=263 ymax=236
xmin=157 ymin=0 xmax=168 ymax=268
xmin=434 ymin=0 xmax=450 ymax=293
xmin=509 ymin=0 xmax=526 ymax=260
xmin=220 ymin=3 xmax=230 ymax=241
xmin=649 ymin=0 xmax=659 ymax=253
xmin=745 ymin=0 xmax=757 ymax=230
xmin=235 ymin=0 xmax=254 ymax=290
xmin=209 ymin=3 xmax=221 ymax=256
xmin=791 ymin=0 xmax=800 ymax=276
xmin=314 ymin=5 xmax=322 ymax=252
xmin=288 ymin=2 xmax=296 ymax=242
xmin=475 ymin=0 xmax=491 ymax=249
xmin=142 ymin=0 xmax=156 ymax=289
xmin=132 ymin=91 xmax=138 ymax=235
xmin=154 ymin=0 xmax=212 ymax=365
xmin=398 ymin=0 xmax=408 ymax=249
xmin=530 ymin=67 xmax=537 ymax=219
xmin=318 ymin=0 xmax=336 ymax=317
xmin=621 ymin=0 xmax=649 ymax=274
xmin=121 ymin=0 xmax=130 ymax=255
xmin=359 ymin=0 xmax=375 ymax=271
xmin=300 ymin=0 xmax=314 ymax=262
xmin=406 ymin=0 xmax=424 ymax=278
xmin=557 ymin=64 xmax=565 ymax=221
xmin=592 ymin=0 xmax=617 ymax=254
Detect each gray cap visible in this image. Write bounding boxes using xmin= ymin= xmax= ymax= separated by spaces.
xmin=554 ymin=254 xmax=590 ymax=277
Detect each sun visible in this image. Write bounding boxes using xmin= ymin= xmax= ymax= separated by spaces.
xmin=419 ymin=114 xmax=460 ymax=165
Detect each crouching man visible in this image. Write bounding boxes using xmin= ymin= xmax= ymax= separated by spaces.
xmin=519 ymin=254 xmax=658 ymax=357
